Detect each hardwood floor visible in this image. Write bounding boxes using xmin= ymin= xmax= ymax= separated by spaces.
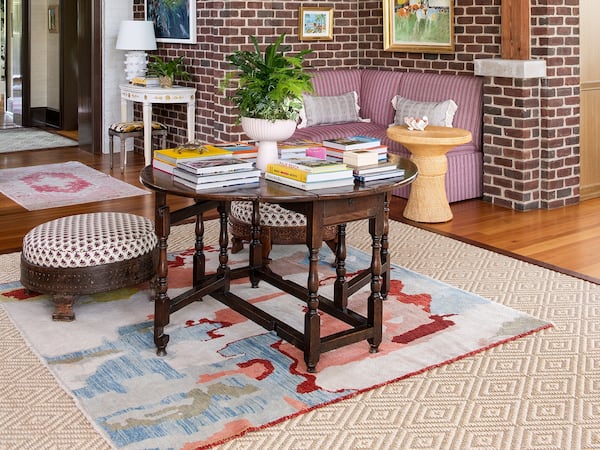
xmin=2 ymin=145 xmax=599 ymax=284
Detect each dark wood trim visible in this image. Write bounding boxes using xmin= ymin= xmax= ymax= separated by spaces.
xmin=22 ymin=0 xmax=30 ymax=126
xmin=30 ymin=107 xmax=60 ymax=128
xmin=73 ymin=0 xmax=102 ymax=154
xmin=92 ymin=0 xmax=103 ymax=154
xmin=61 ymin=0 xmax=79 ymax=130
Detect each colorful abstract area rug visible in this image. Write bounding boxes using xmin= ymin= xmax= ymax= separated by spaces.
xmin=0 ymin=243 xmax=551 ymax=449
xmin=0 ymin=161 xmax=149 ymax=210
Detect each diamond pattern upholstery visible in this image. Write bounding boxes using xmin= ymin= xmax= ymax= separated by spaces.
xmin=22 ymin=212 xmax=157 ymax=268
xmin=230 ymin=201 xmax=308 ymax=227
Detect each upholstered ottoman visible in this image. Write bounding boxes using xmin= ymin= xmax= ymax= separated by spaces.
xmin=20 ymin=212 xmax=158 ymax=321
xmin=229 ymin=201 xmax=338 ymax=261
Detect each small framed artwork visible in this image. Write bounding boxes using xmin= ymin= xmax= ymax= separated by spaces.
xmin=48 ymin=5 xmax=59 ymax=33
xmin=145 ymin=0 xmax=197 ymax=44
xmin=299 ymin=7 xmax=333 ymax=41
xmin=383 ymin=0 xmax=454 ymax=53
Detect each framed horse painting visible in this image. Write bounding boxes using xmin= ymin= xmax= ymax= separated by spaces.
xmin=383 ymin=0 xmax=454 ymax=53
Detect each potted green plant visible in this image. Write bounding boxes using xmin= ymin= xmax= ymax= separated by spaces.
xmin=147 ymin=55 xmax=191 ymax=88
xmin=222 ymin=33 xmax=314 ymax=170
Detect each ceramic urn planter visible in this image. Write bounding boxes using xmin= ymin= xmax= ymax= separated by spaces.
xmin=241 ymin=117 xmax=297 ymax=171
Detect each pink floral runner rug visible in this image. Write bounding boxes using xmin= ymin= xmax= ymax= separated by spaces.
xmin=0 ymin=243 xmax=551 ymax=449
xmin=0 ymin=161 xmax=149 ymax=210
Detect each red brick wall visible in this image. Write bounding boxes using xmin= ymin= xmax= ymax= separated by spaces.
xmin=133 ymin=0 xmax=501 ymax=141
xmin=132 ymin=0 xmax=580 ymax=210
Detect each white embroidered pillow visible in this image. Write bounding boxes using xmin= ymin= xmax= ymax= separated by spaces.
xmin=391 ymin=96 xmax=458 ymax=127
xmin=298 ymin=91 xmax=361 ymax=128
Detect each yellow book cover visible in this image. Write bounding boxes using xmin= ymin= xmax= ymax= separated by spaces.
xmin=267 ymin=164 xmax=310 ymax=182
xmin=266 ymin=163 xmax=353 ymax=183
xmin=154 ymin=146 xmax=232 ymax=164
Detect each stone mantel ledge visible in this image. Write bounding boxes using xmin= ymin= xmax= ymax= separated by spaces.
xmin=474 ymin=59 xmax=547 ymax=79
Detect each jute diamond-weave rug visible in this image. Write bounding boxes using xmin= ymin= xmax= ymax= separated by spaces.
xmin=0 ymin=220 xmax=598 ymax=450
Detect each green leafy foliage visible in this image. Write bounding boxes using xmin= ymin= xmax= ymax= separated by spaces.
xmin=222 ymin=34 xmax=313 ymax=122
xmin=147 ymin=55 xmax=191 ymax=81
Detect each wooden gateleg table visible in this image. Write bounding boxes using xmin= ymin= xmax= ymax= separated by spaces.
xmin=140 ymin=156 xmax=417 ymax=372
xmin=387 ymin=125 xmax=472 ymax=223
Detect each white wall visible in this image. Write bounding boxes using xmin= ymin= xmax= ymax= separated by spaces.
xmin=102 ymin=0 xmax=133 ymax=153
xmin=29 ymin=1 xmax=48 ymax=108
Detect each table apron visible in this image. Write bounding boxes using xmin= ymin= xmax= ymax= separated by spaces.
xmin=280 ymin=193 xmax=387 ymax=227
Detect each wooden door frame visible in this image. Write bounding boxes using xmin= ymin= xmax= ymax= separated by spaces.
xmin=22 ymin=0 xmax=102 ymax=154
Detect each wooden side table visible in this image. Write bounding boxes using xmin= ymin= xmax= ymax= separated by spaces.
xmin=387 ymin=125 xmax=472 ymax=223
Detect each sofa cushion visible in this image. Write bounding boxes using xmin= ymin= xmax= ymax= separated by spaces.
xmin=391 ymin=96 xmax=458 ymax=127
xmin=397 ymin=72 xmax=483 ymax=151
xmin=299 ymin=91 xmax=362 ymax=128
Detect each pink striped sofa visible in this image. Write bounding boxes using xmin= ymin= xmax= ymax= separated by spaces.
xmin=290 ymin=69 xmax=483 ymax=202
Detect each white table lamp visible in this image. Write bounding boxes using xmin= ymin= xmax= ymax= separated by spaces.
xmin=116 ymin=20 xmax=157 ymax=81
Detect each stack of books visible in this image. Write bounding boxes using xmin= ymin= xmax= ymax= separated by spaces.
xmin=204 ymin=141 xmax=258 ymax=159
xmin=278 ymin=140 xmax=323 ymax=159
xmin=322 ymin=135 xmax=388 ymax=162
xmin=265 ymin=157 xmax=355 ymax=190
xmin=342 ymin=149 xmax=380 ymax=167
xmin=152 ymin=146 xmax=233 ymax=174
xmin=173 ymin=157 xmax=261 ymax=191
xmin=352 ymin=160 xmax=405 ymax=183
xmin=322 ymin=135 xmax=382 ymax=151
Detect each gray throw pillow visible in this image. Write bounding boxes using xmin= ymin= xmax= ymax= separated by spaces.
xmin=299 ymin=91 xmax=361 ymax=128
xmin=391 ymin=96 xmax=458 ymax=127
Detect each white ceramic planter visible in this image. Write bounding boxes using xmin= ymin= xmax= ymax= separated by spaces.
xmin=241 ymin=117 xmax=297 ymax=171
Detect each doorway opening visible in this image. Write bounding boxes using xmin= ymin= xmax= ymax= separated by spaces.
xmin=1 ymin=0 xmax=22 ymax=129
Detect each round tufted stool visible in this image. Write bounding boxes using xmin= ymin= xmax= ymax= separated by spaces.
xmin=20 ymin=212 xmax=158 ymax=321
xmin=229 ymin=201 xmax=338 ymax=262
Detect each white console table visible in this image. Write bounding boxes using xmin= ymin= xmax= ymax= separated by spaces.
xmin=119 ymin=84 xmax=196 ymax=165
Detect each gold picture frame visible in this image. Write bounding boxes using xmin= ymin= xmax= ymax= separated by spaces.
xmin=383 ymin=0 xmax=454 ymax=53
xmin=299 ymin=7 xmax=333 ymax=41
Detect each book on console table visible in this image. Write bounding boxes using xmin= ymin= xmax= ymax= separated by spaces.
xmin=266 ymin=162 xmax=353 ymax=183
xmin=264 ymin=171 xmax=355 ymax=191
xmin=176 ymin=157 xmax=254 ymax=175
xmin=154 ymin=146 xmax=233 ymax=165
xmin=174 ymin=174 xmax=260 ymax=191
xmin=275 ymin=157 xmax=348 ymax=173
xmin=322 ymin=135 xmax=381 ymax=151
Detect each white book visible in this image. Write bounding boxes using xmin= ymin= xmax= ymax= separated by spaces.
xmin=176 ymin=157 xmax=254 ymax=175
xmin=173 ymin=167 xmax=261 ymax=184
xmin=174 ymin=175 xmax=260 ymax=191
